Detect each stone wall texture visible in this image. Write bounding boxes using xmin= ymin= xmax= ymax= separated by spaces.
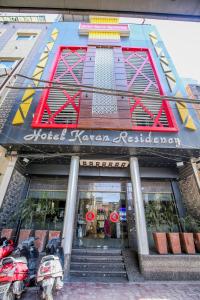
xmin=140 ymin=254 xmax=200 ymax=280
xmin=0 ymin=169 xmax=28 ymax=228
xmin=178 ymin=163 xmax=200 ymax=217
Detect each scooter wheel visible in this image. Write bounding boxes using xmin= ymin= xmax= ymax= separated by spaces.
xmin=44 ymin=285 xmax=53 ymax=300
xmin=5 ymin=291 xmax=15 ymax=300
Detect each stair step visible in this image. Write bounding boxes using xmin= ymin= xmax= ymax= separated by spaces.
xmin=72 ymin=248 xmax=122 ymax=256
xmin=71 ymin=255 xmax=123 ymax=262
xmin=71 ymin=262 xmax=125 ymax=271
xmin=69 ymin=248 xmax=128 ymax=282
xmin=70 ymin=270 xmax=127 ymax=278
xmin=66 ymin=276 xmax=128 ymax=283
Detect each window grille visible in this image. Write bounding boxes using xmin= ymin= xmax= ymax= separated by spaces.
xmin=123 ymin=48 xmax=177 ymax=132
xmin=32 ymin=46 xmax=86 ymax=128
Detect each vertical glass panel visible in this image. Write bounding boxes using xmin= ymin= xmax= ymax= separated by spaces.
xmin=76 ymin=182 xmax=128 ymax=248
xmin=142 ymin=180 xmax=180 ymax=251
xmin=20 ymin=191 xmax=66 ymax=231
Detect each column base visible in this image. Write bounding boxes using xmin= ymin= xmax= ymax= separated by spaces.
xmin=64 ymin=254 xmax=71 ymax=278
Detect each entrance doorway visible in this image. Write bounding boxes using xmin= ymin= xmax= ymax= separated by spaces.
xmin=75 ymin=189 xmax=128 ymax=248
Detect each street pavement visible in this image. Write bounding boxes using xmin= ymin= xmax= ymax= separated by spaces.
xmin=22 ymin=282 xmax=200 ymax=300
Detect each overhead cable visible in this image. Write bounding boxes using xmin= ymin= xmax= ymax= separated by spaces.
xmin=9 ymin=73 xmax=200 ymax=105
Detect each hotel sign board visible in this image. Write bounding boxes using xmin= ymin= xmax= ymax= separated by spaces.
xmin=23 ymin=129 xmax=181 ymax=148
xmin=79 ymin=23 xmax=130 ymax=36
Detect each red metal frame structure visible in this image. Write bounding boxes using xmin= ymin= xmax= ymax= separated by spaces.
xmin=32 ymin=45 xmax=177 ymax=132
xmin=32 ymin=46 xmax=87 ymax=128
xmin=122 ymin=47 xmax=178 ymax=132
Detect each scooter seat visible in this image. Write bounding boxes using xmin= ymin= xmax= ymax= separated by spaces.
xmin=15 ymin=257 xmax=27 ymax=264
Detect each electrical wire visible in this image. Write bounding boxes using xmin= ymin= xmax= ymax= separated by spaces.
xmin=11 ymin=73 xmax=200 ymax=105
xmin=1 ymin=74 xmax=200 ymax=162
xmin=16 ymin=146 xmax=194 ymax=162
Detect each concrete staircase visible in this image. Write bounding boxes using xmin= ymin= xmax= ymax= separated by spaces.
xmin=68 ymin=248 xmax=128 ymax=282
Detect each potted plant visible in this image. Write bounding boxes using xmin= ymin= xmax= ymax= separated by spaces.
xmin=165 ymin=204 xmax=181 ymax=254
xmin=145 ymin=201 xmax=168 ymax=254
xmin=189 ymin=215 xmax=200 ymax=253
xmin=194 ymin=231 xmax=200 ymax=253
xmin=180 ymin=215 xmax=196 ymax=254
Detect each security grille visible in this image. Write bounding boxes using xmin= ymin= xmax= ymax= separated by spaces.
xmin=32 ymin=47 xmax=86 ymax=128
xmin=123 ymin=49 xmax=177 ymax=131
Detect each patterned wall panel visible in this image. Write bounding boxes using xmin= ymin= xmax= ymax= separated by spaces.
xmin=149 ymin=31 xmax=196 ymax=131
xmin=0 ymin=169 xmax=28 ymax=228
xmin=12 ymin=28 xmax=59 ymax=126
xmin=92 ymin=48 xmax=117 ymax=115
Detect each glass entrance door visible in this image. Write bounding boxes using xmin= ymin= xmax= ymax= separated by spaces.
xmin=75 ymin=190 xmax=128 ymax=248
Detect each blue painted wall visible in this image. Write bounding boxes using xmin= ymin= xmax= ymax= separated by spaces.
xmin=1 ymin=21 xmax=200 ymax=152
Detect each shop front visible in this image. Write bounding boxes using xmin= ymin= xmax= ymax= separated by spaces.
xmin=11 ymin=162 xmax=181 ymax=255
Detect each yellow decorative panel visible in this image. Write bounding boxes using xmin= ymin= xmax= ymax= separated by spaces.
xmin=90 ymin=16 xmax=119 ymax=24
xmin=12 ymin=110 xmax=24 ymax=125
xmin=160 ymin=56 xmax=169 ymax=66
xmin=165 ymin=72 xmax=176 ymax=92
xmin=89 ymin=31 xmax=120 ymax=40
xmin=45 ymin=41 xmax=54 ymax=51
xmin=154 ymin=45 xmax=163 ymax=57
xmin=176 ymin=102 xmax=188 ymax=123
xmin=20 ymin=99 xmax=32 ymax=117
xmin=149 ymin=32 xmax=158 ymax=44
xmin=160 ymin=61 xmax=171 ymax=73
xmin=12 ymin=28 xmax=59 ymax=125
xmin=51 ymin=28 xmax=59 ymax=40
xmin=12 ymin=85 xmax=35 ymax=125
xmin=175 ymin=91 xmax=196 ymax=130
xmin=185 ymin=115 xmax=196 ymax=130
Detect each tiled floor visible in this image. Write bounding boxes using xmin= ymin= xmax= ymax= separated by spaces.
xmin=22 ymin=282 xmax=200 ymax=300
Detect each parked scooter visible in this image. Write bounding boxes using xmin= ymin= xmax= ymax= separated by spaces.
xmin=0 ymin=238 xmax=14 ymax=260
xmin=0 ymin=255 xmax=28 ymax=299
xmin=0 ymin=237 xmax=39 ymax=299
xmin=18 ymin=237 xmax=39 ymax=284
xmin=37 ymin=238 xmax=64 ymax=300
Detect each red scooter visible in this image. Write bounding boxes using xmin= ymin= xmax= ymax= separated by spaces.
xmin=0 ymin=256 xmax=28 ymax=299
xmin=0 ymin=238 xmax=14 ymax=260
xmin=0 ymin=237 xmax=38 ymax=299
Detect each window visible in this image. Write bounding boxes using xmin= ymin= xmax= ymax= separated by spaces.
xmin=21 ymin=191 xmax=66 ymax=230
xmin=142 ymin=180 xmax=180 ymax=251
xmin=16 ymin=33 xmax=36 ymax=40
xmin=0 ymin=60 xmax=16 ymax=69
xmin=123 ymin=48 xmax=178 ymax=132
xmin=32 ymin=46 xmax=87 ymax=129
xmin=6 ymin=176 xmax=68 ymax=230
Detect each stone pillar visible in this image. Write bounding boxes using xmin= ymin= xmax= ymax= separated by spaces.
xmin=129 ymin=157 xmax=149 ymax=255
xmin=62 ymin=156 xmax=79 ymax=275
xmin=0 ymin=156 xmax=17 ymax=208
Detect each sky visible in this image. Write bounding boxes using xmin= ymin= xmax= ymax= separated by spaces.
xmin=121 ymin=18 xmax=200 ymax=83
xmin=1 ymin=12 xmax=200 ymax=83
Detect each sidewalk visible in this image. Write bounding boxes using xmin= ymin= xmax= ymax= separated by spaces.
xmin=22 ymin=282 xmax=200 ymax=300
